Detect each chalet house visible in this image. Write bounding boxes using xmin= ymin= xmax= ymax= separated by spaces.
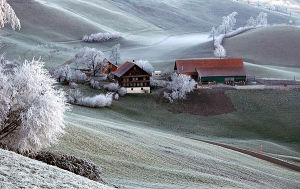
xmin=174 ymin=58 xmax=247 ymax=84
xmin=112 ymin=61 xmax=151 ymax=94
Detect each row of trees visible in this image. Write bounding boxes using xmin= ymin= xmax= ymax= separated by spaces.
xmin=211 ymin=11 xmax=268 ymax=58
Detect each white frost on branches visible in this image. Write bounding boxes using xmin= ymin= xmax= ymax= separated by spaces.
xmin=211 ymin=12 xmax=268 ymax=59
xmin=77 ymin=94 xmax=113 ymax=108
xmin=71 ymin=70 xmax=87 ymax=83
xmin=0 ymin=0 xmax=21 ymax=30
xmin=74 ymin=47 xmax=106 ymax=76
xmin=109 ymin=44 xmax=121 ymax=65
xmin=215 ymin=12 xmax=238 ymax=35
xmin=103 ymin=83 xmax=119 ymax=92
xmin=256 ymin=12 xmax=268 ymax=27
xmin=134 ymin=60 xmax=154 ymax=74
xmin=118 ymin=87 xmax=127 ymax=96
xmin=0 ymin=59 xmax=67 ymax=153
xmin=82 ymin=32 xmax=121 ymax=43
xmin=51 ymin=65 xmax=72 ymax=83
xmin=214 ymin=44 xmax=226 ymax=58
xmin=163 ymin=73 xmax=196 ymax=103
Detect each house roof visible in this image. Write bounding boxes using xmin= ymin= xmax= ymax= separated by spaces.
xmin=112 ymin=61 xmax=135 ymax=78
xmin=175 ymin=58 xmax=247 ymax=77
xmin=103 ymin=58 xmax=118 ymax=67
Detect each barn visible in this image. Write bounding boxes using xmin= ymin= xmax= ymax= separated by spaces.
xmin=112 ymin=61 xmax=151 ymax=94
xmin=174 ymin=58 xmax=247 ymax=84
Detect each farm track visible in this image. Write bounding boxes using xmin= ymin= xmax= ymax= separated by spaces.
xmin=189 ymin=138 xmax=300 ymax=173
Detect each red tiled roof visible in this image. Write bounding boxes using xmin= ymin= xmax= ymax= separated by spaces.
xmin=112 ymin=61 xmax=135 ymax=78
xmin=175 ymin=58 xmax=247 ymax=77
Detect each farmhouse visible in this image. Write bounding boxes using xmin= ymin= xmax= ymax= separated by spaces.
xmin=112 ymin=61 xmax=151 ymax=94
xmin=174 ymin=58 xmax=247 ymax=84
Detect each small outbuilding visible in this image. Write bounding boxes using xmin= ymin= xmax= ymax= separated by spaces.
xmin=102 ymin=58 xmax=118 ymax=75
xmin=112 ymin=61 xmax=151 ymax=94
xmin=174 ymin=58 xmax=247 ymax=84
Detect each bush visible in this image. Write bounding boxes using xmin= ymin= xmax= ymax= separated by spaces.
xmin=104 ymin=83 xmax=119 ymax=92
xmin=28 ymin=152 xmax=104 ymax=183
xmin=77 ymin=94 xmax=113 ymax=108
xmin=82 ymin=32 xmax=121 ymax=43
xmin=118 ymin=87 xmax=127 ymax=96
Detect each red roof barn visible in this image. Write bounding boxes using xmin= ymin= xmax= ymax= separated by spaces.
xmin=174 ymin=58 xmax=247 ymax=84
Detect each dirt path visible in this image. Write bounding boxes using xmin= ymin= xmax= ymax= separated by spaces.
xmin=189 ymin=138 xmax=300 ymax=173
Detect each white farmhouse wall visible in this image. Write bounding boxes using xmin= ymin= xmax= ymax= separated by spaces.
xmin=126 ymin=87 xmax=151 ymax=94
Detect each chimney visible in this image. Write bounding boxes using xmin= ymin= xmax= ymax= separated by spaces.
xmin=181 ymin=65 xmax=184 ymax=71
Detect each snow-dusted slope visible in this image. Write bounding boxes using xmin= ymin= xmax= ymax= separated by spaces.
xmin=0 ymin=149 xmax=112 ymax=189
xmin=224 ymin=26 xmax=300 ymax=68
xmin=48 ymin=106 xmax=300 ymax=189
xmin=2 ymin=0 xmax=296 ymax=68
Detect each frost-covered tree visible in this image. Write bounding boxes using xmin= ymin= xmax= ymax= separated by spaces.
xmin=217 ymin=12 xmax=238 ymax=35
xmin=109 ymin=44 xmax=121 ymax=65
xmin=214 ymin=45 xmax=226 ymax=58
xmin=210 ymin=26 xmax=217 ymax=43
xmin=82 ymin=32 xmax=121 ymax=43
xmin=256 ymin=12 xmax=268 ymax=26
xmin=74 ymin=47 xmax=106 ymax=76
xmin=71 ymin=70 xmax=87 ymax=83
xmin=0 ymin=59 xmax=67 ymax=153
xmin=0 ymin=0 xmax=21 ymax=30
xmin=51 ymin=65 xmax=72 ymax=83
xmin=163 ymin=73 xmax=196 ymax=103
xmin=246 ymin=16 xmax=256 ymax=27
xmin=134 ymin=60 xmax=154 ymax=74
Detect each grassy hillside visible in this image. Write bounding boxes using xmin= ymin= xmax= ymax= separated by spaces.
xmin=224 ymin=26 xmax=300 ymax=68
xmin=49 ymin=88 xmax=300 ymax=188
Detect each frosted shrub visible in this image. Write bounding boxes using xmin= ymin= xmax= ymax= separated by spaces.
xmin=90 ymin=79 xmax=101 ymax=89
xmin=118 ymin=87 xmax=127 ymax=96
xmin=82 ymin=32 xmax=121 ymax=43
xmin=71 ymin=70 xmax=87 ymax=83
xmin=67 ymin=90 xmax=82 ymax=104
xmin=0 ymin=59 xmax=68 ymax=153
xmin=0 ymin=0 xmax=21 ymax=30
xmin=164 ymin=73 xmax=196 ymax=103
xmin=77 ymin=94 xmax=113 ymax=108
xmin=114 ymin=93 xmax=119 ymax=100
xmin=51 ymin=65 xmax=72 ymax=83
xmin=104 ymin=83 xmax=119 ymax=92
xmin=134 ymin=60 xmax=154 ymax=74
